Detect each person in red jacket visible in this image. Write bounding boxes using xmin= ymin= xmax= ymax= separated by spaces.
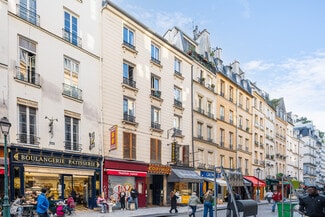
xmin=272 ymin=189 xmax=282 ymax=212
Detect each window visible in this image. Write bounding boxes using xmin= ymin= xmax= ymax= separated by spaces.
xmin=198 ymin=149 xmax=203 ymax=163
xmin=197 ymin=122 xmax=203 ymax=138
xmin=229 ymin=110 xmax=234 ymax=124
xmin=246 ymin=97 xmax=250 ymax=111
xmin=239 ymin=93 xmax=243 ymax=107
xmin=220 ymin=80 xmax=225 ymax=96
xmin=207 ymin=126 xmax=212 ymax=141
xmin=64 ymin=11 xmax=80 ymax=46
xmin=174 ymin=58 xmax=181 ymax=75
xmin=63 ymin=57 xmax=81 ymax=100
xmin=151 ymin=44 xmax=160 ymax=64
xmin=18 ymin=37 xmax=39 ymax=85
xmin=239 ymin=115 xmax=243 ymax=129
xmin=208 ymin=152 xmax=213 ymax=166
xmin=220 ymin=128 xmax=225 ymax=146
xmin=198 ymin=96 xmax=203 ymax=114
xmin=18 ymin=0 xmax=38 ymax=25
xmin=207 ymin=101 xmax=213 ymax=118
xmin=64 ymin=116 xmax=80 ymax=151
xmin=150 ymin=138 xmax=161 ymax=163
xmin=18 ymin=104 xmax=37 ymax=145
xmin=229 ymin=157 xmax=234 ymax=169
xmin=174 ymin=86 xmax=182 ymax=107
xmin=220 ymin=155 xmax=225 ymax=167
xmin=123 ymin=97 xmax=135 ymax=122
xmin=123 ymin=132 xmax=136 ymax=160
xmin=151 ymin=106 xmax=160 ymax=129
xmin=151 ymin=75 xmax=161 ymax=98
xmin=123 ymin=26 xmax=135 ymax=49
xmin=229 ymin=86 xmax=234 ymax=101
xmin=220 ymin=106 xmax=225 ymax=120
xmin=123 ymin=63 xmax=136 ymax=88
xmin=229 ymin=132 xmax=233 ymax=149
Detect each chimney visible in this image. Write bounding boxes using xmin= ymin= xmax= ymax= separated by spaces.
xmin=193 ymin=25 xmax=199 ymax=40
xmin=216 ymin=47 xmax=222 ymax=59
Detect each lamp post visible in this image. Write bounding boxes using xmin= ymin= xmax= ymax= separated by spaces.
xmin=256 ymin=167 xmax=261 ymax=202
xmin=0 ymin=117 xmax=11 ymax=217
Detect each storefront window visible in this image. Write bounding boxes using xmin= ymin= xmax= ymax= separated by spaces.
xmin=14 ymin=167 xmax=21 ymax=198
xmin=25 ymin=172 xmax=59 ymax=200
xmin=109 ymin=176 xmax=134 ymax=202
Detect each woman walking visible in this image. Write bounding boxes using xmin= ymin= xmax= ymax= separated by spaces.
xmin=188 ymin=192 xmax=200 ymax=217
xmin=203 ymin=190 xmax=214 ymax=217
xmin=169 ymin=190 xmax=179 ymax=213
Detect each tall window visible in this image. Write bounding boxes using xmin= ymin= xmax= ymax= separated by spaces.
xmin=197 ymin=122 xmax=203 ymax=138
xmin=229 ymin=132 xmax=233 ymax=149
xmin=64 ymin=11 xmax=79 ymax=46
xmin=220 ymin=80 xmax=225 ymax=96
xmin=151 ymin=75 xmax=161 ymax=98
xmin=173 ymin=115 xmax=181 ymax=130
xmin=239 ymin=93 xmax=243 ymax=107
xmin=229 ymin=110 xmax=234 ymax=124
xmin=18 ymin=37 xmax=37 ymax=84
xmin=150 ymin=138 xmax=161 ymax=163
xmin=151 ymin=106 xmax=160 ymax=129
xmin=18 ymin=104 xmax=37 ymax=145
xmin=151 ymin=44 xmax=160 ymax=63
xmin=198 ymin=149 xmax=203 ymax=164
xmin=220 ymin=106 xmax=225 ymax=120
xmin=229 ymin=86 xmax=234 ymax=101
xmin=207 ymin=101 xmax=212 ymax=117
xmin=64 ymin=57 xmax=79 ymax=87
xmin=220 ymin=155 xmax=225 ymax=166
xmin=19 ymin=0 xmax=37 ymax=25
xmin=174 ymin=86 xmax=182 ymax=107
xmin=123 ymin=26 xmax=134 ymax=49
xmin=229 ymin=157 xmax=234 ymax=169
xmin=123 ymin=63 xmax=135 ymax=87
xmin=123 ymin=132 xmax=136 ymax=160
xmin=207 ymin=126 xmax=212 ymax=141
xmin=220 ymin=128 xmax=225 ymax=146
xmin=198 ymin=96 xmax=203 ymax=113
xmin=208 ymin=152 xmax=213 ymax=166
xmin=239 ymin=115 xmax=243 ymax=128
xmin=174 ymin=58 xmax=181 ymax=75
xmin=123 ymin=97 xmax=135 ymax=122
xmin=64 ymin=116 xmax=80 ymax=151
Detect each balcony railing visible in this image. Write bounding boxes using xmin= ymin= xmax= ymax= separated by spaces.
xmin=151 ymin=122 xmax=161 ymax=130
xmin=16 ymin=4 xmax=40 ymax=26
xmin=207 ymin=112 xmax=214 ymax=119
xmin=174 ymin=70 xmax=182 ymax=77
xmin=62 ymin=83 xmax=83 ymax=101
xmin=62 ymin=28 xmax=82 ymax=47
xmin=64 ymin=141 xmax=82 ymax=152
xmin=123 ymin=41 xmax=136 ymax=50
xmin=123 ymin=77 xmax=136 ymax=88
xmin=197 ymin=107 xmax=204 ymax=115
xmin=15 ymin=66 xmax=40 ymax=86
xmin=151 ymin=90 xmax=161 ymax=98
xmin=123 ymin=113 xmax=136 ymax=123
xmin=17 ymin=133 xmax=39 ymax=145
xmin=151 ymin=57 xmax=161 ymax=65
xmin=197 ymin=163 xmax=206 ymax=169
xmin=174 ymin=99 xmax=182 ymax=108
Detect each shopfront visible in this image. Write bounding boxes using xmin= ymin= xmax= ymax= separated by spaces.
xmin=103 ymin=158 xmax=147 ymax=208
xmin=244 ymin=176 xmax=266 ymax=200
xmin=9 ymin=146 xmax=102 ymax=209
xmin=167 ymin=167 xmax=203 ymax=204
xmin=200 ymin=171 xmax=227 ymax=203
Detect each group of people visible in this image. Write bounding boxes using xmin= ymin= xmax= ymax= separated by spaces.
xmin=9 ymin=188 xmax=75 ymax=217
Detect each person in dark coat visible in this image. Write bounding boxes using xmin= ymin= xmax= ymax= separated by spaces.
xmin=226 ymin=190 xmax=241 ymax=217
xmin=169 ymin=190 xmax=178 ymax=213
xmin=299 ymin=186 xmax=325 ymax=217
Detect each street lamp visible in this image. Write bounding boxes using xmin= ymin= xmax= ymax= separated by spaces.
xmin=256 ymin=167 xmax=261 ymax=202
xmin=0 ymin=117 xmax=11 ymax=217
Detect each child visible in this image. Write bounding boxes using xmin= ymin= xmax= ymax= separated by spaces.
xmin=56 ymin=201 xmax=65 ymax=217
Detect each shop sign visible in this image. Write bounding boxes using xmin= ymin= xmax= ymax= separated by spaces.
xmin=148 ymin=164 xmax=171 ymax=175
xmin=13 ymin=153 xmax=101 ymax=168
xmin=110 ymin=125 xmax=118 ymax=150
xmin=107 ymin=169 xmax=146 ymax=177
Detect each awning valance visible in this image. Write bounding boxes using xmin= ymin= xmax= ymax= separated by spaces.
xmin=244 ymin=176 xmax=266 ymax=187
xmin=204 ymin=178 xmax=227 ymax=186
xmin=168 ymin=168 xmax=203 ymax=183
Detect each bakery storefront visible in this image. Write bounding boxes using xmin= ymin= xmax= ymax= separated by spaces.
xmin=9 ymin=146 xmax=102 ymax=209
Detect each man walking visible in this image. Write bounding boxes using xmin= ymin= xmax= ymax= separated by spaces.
xmin=37 ymin=188 xmax=49 ymax=217
xmin=299 ymin=186 xmax=325 ymax=217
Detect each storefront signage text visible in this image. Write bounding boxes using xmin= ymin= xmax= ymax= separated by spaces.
xmin=13 ymin=153 xmax=100 ymax=168
xmin=148 ymin=164 xmax=171 ymax=175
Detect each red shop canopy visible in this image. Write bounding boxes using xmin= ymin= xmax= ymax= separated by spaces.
xmin=244 ymin=176 xmax=266 ymax=187
xmin=106 ymin=169 xmax=147 ymax=177
xmin=0 ymin=169 xmax=4 ymax=175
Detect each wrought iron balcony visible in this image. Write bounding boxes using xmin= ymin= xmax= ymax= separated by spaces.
xmin=174 ymin=99 xmax=182 ymax=108
xmin=16 ymin=4 xmax=40 ymax=26
xmin=62 ymin=28 xmax=82 ymax=47
xmin=151 ymin=90 xmax=161 ymax=98
xmin=62 ymin=83 xmax=83 ymax=101
xmin=123 ymin=113 xmax=136 ymax=123
xmin=64 ymin=141 xmax=82 ymax=152
xmin=151 ymin=122 xmax=161 ymax=130
xmin=15 ymin=66 xmax=40 ymax=86
xmin=197 ymin=107 xmax=204 ymax=115
xmin=151 ymin=57 xmax=161 ymax=65
xmin=123 ymin=77 xmax=136 ymax=88
xmin=17 ymin=133 xmax=40 ymax=145
xmin=123 ymin=41 xmax=136 ymax=50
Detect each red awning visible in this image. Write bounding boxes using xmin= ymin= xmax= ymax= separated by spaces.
xmin=106 ymin=169 xmax=147 ymax=177
xmin=244 ymin=176 xmax=266 ymax=187
xmin=0 ymin=169 xmax=4 ymax=175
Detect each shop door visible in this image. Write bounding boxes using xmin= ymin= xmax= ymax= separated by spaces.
xmin=136 ymin=177 xmax=146 ymax=208
xmin=61 ymin=175 xmax=73 ymax=200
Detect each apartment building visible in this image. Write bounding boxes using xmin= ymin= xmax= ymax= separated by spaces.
xmin=286 ymin=113 xmax=300 ymax=180
xmin=101 ymin=2 xmax=199 ymax=206
xmin=1 ymin=0 xmax=102 ymax=208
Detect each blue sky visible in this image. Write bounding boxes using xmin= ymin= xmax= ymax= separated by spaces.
xmin=111 ymin=0 xmax=325 ymax=131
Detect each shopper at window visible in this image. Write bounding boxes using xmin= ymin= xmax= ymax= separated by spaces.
xmin=37 ymin=188 xmax=49 ymax=217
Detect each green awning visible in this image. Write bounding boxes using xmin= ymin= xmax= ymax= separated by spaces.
xmin=266 ymin=178 xmax=279 ymax=185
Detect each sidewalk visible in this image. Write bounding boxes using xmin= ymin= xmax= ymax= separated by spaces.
xmin=73 ymin=200 xmax=269 ymax=217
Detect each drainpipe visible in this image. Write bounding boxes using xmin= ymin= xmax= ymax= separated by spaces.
xmin=191 ymin=65 xmax=195 ymax=169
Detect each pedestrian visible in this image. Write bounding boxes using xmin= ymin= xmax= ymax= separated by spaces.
xmin=96 ymin=193 xmax=108 ymax=213
xmin=203 ymin=189 xmax=214 ymax=217
xmin=169 ymin=190 xmax=179 ymax=213
xmin=188 ymin=191 xmax=200 ymax=217
xmin=10 ymin=195 xmax=25 ymax=217
xmin=120 ymin=189 xmax=126 ymax=210
xmin=265 ymin=189 xmax=273 ymax=204
xmin=299 ymin=186 xmax=325 ymax=217
xmin=226 ymin=190 xmax=241 ymax=217
xmin=130 ymin=187 xmax=139 ymax=210
xmin=271 ymin=189 xmax=282 ymax=212
xmin=37 ymin=188 xmax=49 ymax=217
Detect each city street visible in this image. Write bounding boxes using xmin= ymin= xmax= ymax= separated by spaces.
xmin=72 ymin=201 xmax=302 ymax=217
